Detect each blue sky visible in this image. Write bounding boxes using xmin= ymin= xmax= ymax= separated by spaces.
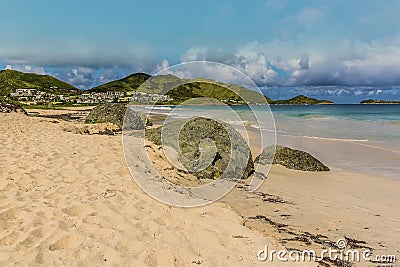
xmin=1 ymin=0 xmax=400 ymax=102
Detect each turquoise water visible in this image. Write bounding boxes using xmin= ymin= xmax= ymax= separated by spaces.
xmin=144 ymin=104 xmax=400 ymax=140
xmin=157 ymin=104 xmax=400 ymax=151
xmin=268 ymin=104 xmax=400 ymax=142
xmin=269 ymin=104 xmax=400 ymax=122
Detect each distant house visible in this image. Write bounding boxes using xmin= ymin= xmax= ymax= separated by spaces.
xmin=13 ymin=88 xmax=37 ymax=97
xmin=114 ymin=91 xmax=125 ymax=97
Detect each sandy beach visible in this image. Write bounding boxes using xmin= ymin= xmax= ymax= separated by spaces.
xmin=1 ymin=110 xmax=399 ymax=266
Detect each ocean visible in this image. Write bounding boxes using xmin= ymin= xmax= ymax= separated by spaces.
xmin=157 ymin=104 xmax=400 ymax=143
xmin=270 ymin=104 xmax=400 ymax=144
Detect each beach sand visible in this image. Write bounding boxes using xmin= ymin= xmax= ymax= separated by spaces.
xmin=1 ymin=110 xmax=399 ymax=266
xmin=0 ymin=112 xmax=280 ymax=266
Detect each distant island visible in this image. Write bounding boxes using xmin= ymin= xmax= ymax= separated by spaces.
xmin=270 ymin=95 xmax=333 ymax=105
xmin=360 ymin=99 xmax=400 ymax=104
xmin=0 ymin=69 xmax=333 ymax=106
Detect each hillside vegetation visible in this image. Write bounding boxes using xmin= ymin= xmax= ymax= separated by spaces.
xmin=90 ymin=73 xmax=151 ymax=92
xmin=0 ymin=70 xmax=77 ymax=96
xmin=140 ymin=75 xmax=272 ymax=104
xmin=91 ymin=73 xmax=271 ymax=104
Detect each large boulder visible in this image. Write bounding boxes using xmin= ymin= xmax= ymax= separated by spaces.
xmin=255 ymin=145 xmax=329 ymax=171
xmin=145 ymin=117 xmax=254 ymax=180
xmin=85 ymin=103 xmax=151 ymax=129
xmin=0 ymin=101 xmax=27 ymax=115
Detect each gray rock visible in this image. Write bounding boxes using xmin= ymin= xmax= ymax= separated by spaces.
xmin=0 ymin=101 xmax=27 ymax=115
xmin=255 ymin=145 xmax=329 ymax=171
xmin=123 ymin=108 xmax=152 ymax=130
xmin=85 ymin=103 xmax=151 ymax=129
xmin=145 ymin=117 xmax=254 ymax=180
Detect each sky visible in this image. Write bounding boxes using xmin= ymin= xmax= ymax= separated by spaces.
xmin=1 ymin=0 xmax=400 ymax=103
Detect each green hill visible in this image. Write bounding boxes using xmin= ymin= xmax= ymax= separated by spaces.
xmin=140 ymin=75 xmax=272 ymax=104
xmin=90 ymin=73 xmax=151 ymax=92
xmin=0 ymin=69 xmax=77 ymax=96
xmin=271 ymin=95 xmax=333 ymax=105
xmin=91 ymin=73 xmax=271 ymax=104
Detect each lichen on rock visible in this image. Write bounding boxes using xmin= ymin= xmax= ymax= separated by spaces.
xmin=145 ymin=117 xmax=254 ymax=180
xmin=255 ymin=145 xmax=329 ymax=171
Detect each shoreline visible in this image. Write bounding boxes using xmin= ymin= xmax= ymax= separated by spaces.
xmin=220 ymin=166 xmax=400 ymax=266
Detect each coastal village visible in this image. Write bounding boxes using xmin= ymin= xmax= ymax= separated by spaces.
xmin=10 ymin=88 xmax=173 ymax=105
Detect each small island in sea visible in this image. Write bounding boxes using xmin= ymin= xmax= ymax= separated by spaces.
xmin=360 ymin=99 xmax=400 ymax=104
xmin=268 ymin=94 xmax=334 ymax=105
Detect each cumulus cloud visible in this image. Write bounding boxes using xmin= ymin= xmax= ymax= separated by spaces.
xmin=178 ymin=36 xmax=400 ymax=89
xmin=154 ymin=59 xmax=170 ymax=73
xmin=230 ymin=46 xmax=277 ymax=85
xmin=181 ymin=47 xmax=208 ymax=62
xmin=179 ymin=44 xmax=278 ymax=86
xmin=53 ymin=66 xmax=132 ymax=89
xmin=64 ymin=67 xmax=94 ymax=89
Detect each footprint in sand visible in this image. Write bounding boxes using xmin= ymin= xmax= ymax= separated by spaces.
xmin=61 ymin=205 xmax=86 ymax=217
xmin=32 ymin=211 xmax=47 ymax=227
xmin=15 ymin=227 xmax=46 ymax=251
xmin=49 ymin=235 xmax=82 ymax=251
xmin=0 ymin=208 xmax=21 ymax=230
xmin=0 ymin=231 xmax=19 ymax=246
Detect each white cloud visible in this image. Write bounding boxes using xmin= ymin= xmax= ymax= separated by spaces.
xmin=64 ymin=67 xmax=94 ymax=89
xmin=231 ymin=46 xmax=277 ymax=85
xmin=178 ymin=44 xmax=278 ymax=86
xmin=354 ymin=90 xmax=363 ymax=96
xmin=243 ymin=38 xmax=400 ymax=86
xmin=154 ymin=59 xmax=170 ymax=73
xmin=181 ymin=47 xmax=208 ymax=62
xmin=177 ymin=35 xmax=400 ymax=89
